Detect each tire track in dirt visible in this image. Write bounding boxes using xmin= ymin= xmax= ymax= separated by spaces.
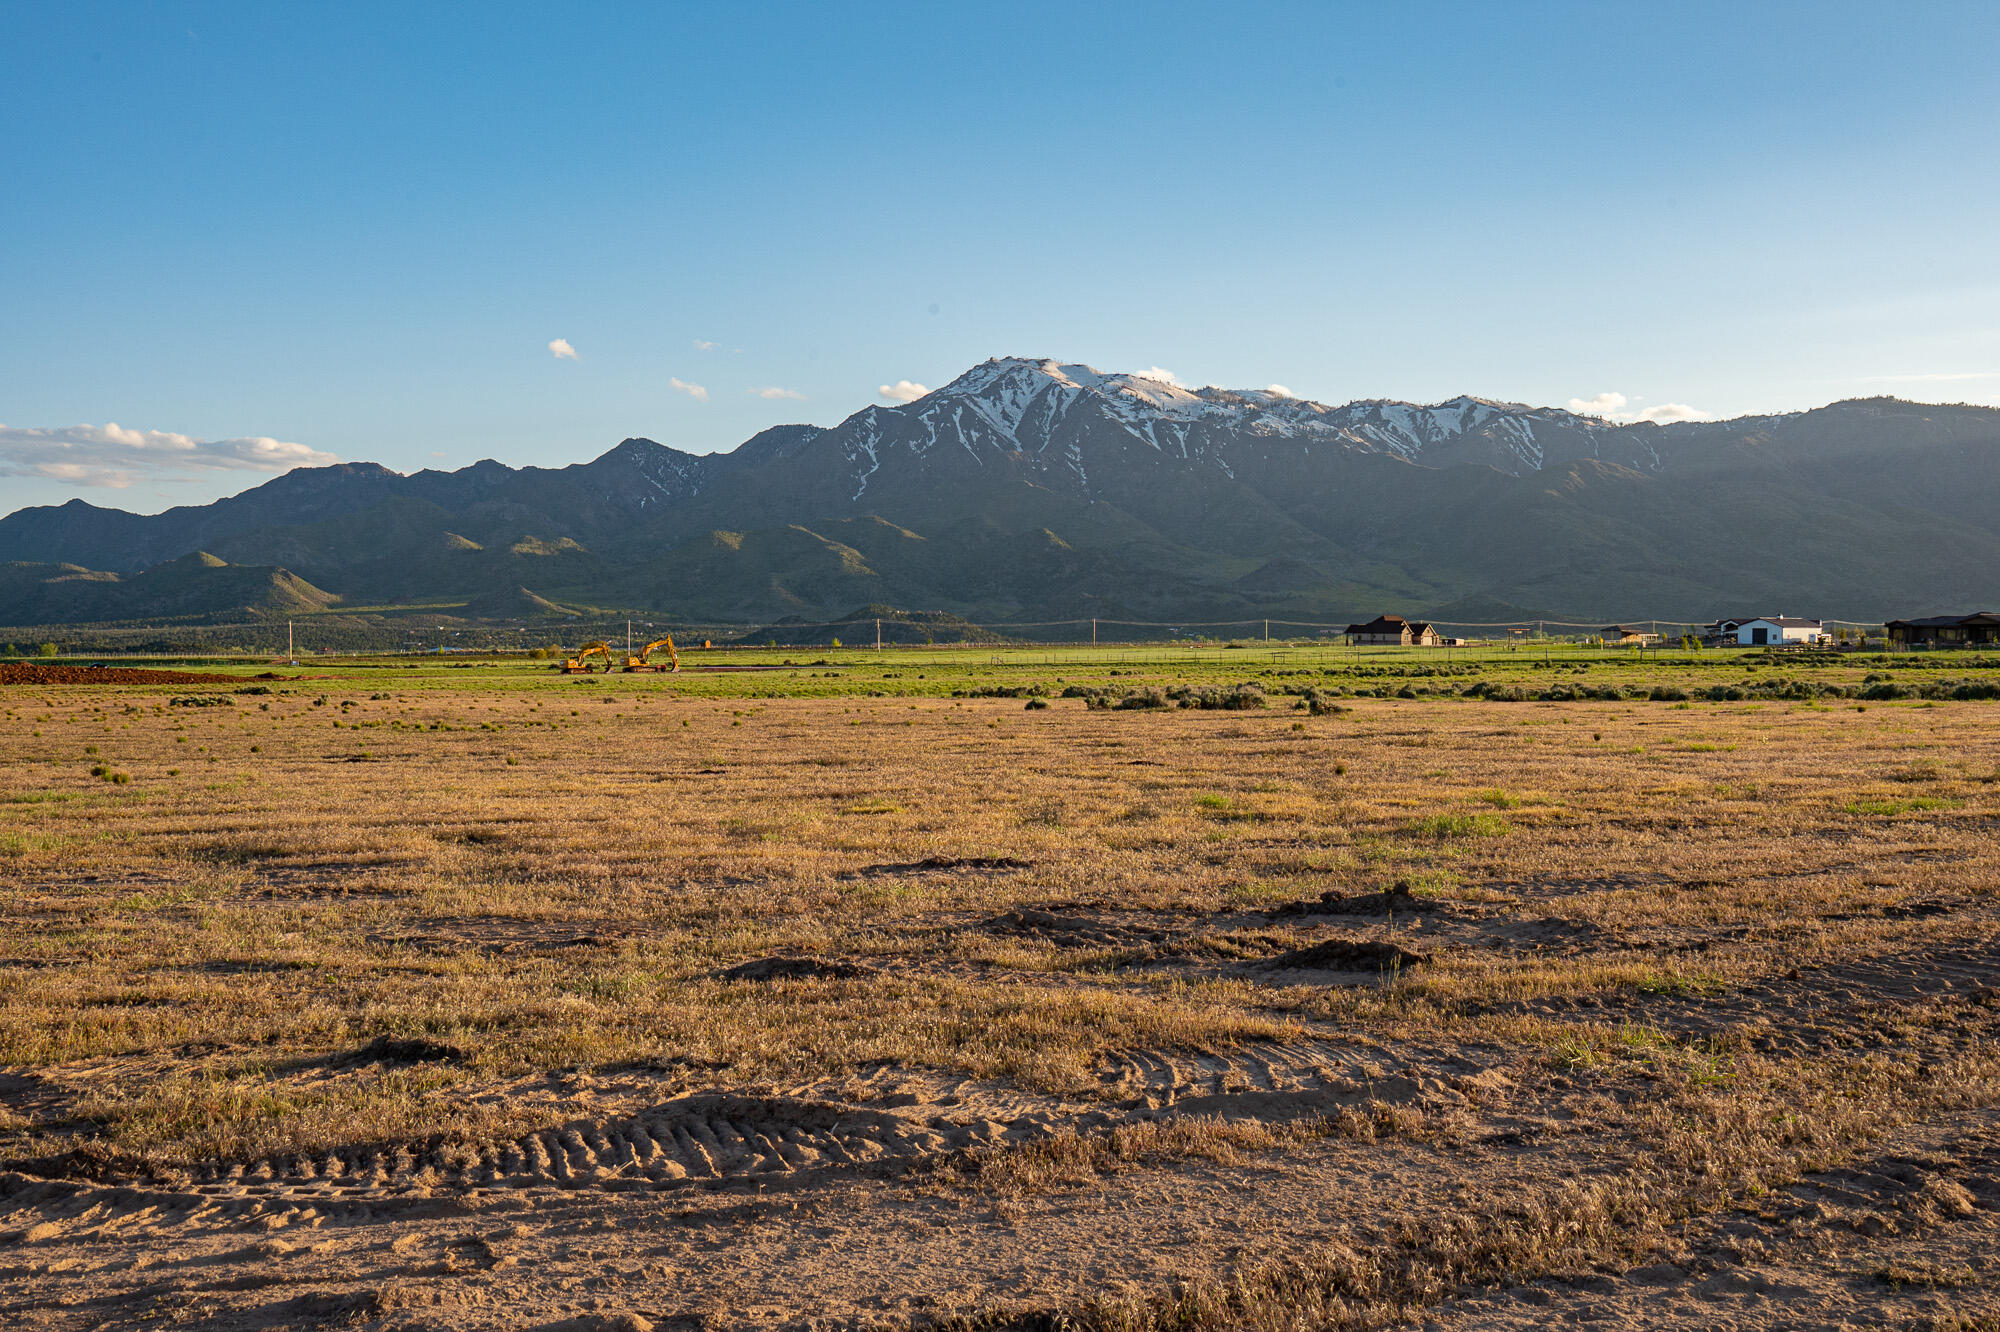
xmin=169 ymin=1093 xmax=955 ymax=1202
xmin=0 ymin=1040 xmax=1492 ymax=1238
xmin=1511 ymin=937 xmax=2000 ymax=1054
xmin=1094 ymin=1038 xmax=1421 ymax=1111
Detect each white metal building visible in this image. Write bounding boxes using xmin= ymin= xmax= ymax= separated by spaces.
xmin=1724 ymin=617 xmax=1828 ymax=646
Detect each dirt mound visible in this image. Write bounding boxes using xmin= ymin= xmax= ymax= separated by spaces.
xmin=1270 ymin=885 xmax=1440 ymax=918
xmin=339 ymin=1035 xmax=467 ymax=1066
xmin=714 ymin=956 xmax=875 ymax=982
xmin=976 ymin=908 xmax=1152 ymax=949
xmin=1262 ymin=939 xmax=1430 ymax=973
xmin=0 ymin=663 xmax=247 ymax=686
xmin=842 ymin=855 xmax=1032 ymax=879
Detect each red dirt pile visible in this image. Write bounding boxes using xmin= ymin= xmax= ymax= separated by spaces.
xmin=0 ymin=663 xmax=250 ymax=686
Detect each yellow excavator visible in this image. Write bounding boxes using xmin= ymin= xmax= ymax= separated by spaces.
xmin=559 ymin=641 xmax=615 ymax=674
xmin=622 ymin=635 xmax=680 ymax=672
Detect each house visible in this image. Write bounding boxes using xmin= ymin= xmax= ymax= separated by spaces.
xmin=1345 ymin=614 xmax=1441 ymax=646
xmin=1601 ymin=625 xmax=1660 ymax=645
xmin=1707 ymin=616 xmax=1829 ymax=647
xmin=1885 ymin=612 xmax=2000 ymax=647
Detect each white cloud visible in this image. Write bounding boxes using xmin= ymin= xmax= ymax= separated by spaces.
xmin=1265 ymin=384 xmax=1295 ymax=399
xmin=547 ymin=338 xmax=578 ymax=360
xmin=877 ymin=380 xmax=930 ymax=404
xmin=754 ymin=386 xmax=805 ymax=400
xmin=692 ymin=339 xmax=717 ymax=351
xmin=1130 ymin=366 xmax=1182 ymax=386
xmin=1568 ymin=392 xmax=1630 ymax=419
xmin=1567 ymin=392 xmax=1711 ymax=425
xmin=0 ymin=422 xmax=338 ymax=490
xmin=668 ymin=378 xmax=708 ymax=402
xmin=1633 ymin=402 xmax=1712 ymax=424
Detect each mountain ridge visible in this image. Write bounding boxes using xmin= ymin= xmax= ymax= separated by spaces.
xmin=3 ymin=359 xmax=1996 ymax=625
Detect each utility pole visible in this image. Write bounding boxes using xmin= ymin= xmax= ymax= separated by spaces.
xmin=1091 ymin=618 xmax=1097 ymax=647
xmin=626 ymin=620 xmax=632 ymax=654
xmin=1264 ymin=619 xmax=1269 ymax=643
xmin=875 ymin=618 xmax=882 ymax=651
xmin=287 ymin=620 xmax=293 ymax=661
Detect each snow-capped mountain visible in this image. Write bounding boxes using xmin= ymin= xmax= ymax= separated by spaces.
xmin=3 ymin=357 xmax=1998 ymax=624
xmin=795 ymin=357 xmax=1665 ymax=503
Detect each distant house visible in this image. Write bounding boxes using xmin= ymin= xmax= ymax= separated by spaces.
xmin=1601 ymin=625 xmax=1660 ymax=645
xmin=1345 ymin=614 xmax=1440 ymax=646
xmin=1885 ymin=612 xmax=2000 ymax=647
xmin=1707 ymin=616 xmax=1828 ymax=647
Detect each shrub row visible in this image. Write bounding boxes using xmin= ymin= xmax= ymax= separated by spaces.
xmin=1075 ymin=682 xmax=1271 ymax=711
xmin=979 ymin=674 xmax=2000 ymax=709
xmin=1270 ymin=676 xmax=2000 ymax=702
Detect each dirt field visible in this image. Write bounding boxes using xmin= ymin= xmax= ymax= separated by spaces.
xmin=2 ymin=664 xmax=1996 ymax=1329
xmin=0 ymin=664 xmax=262 ymax=686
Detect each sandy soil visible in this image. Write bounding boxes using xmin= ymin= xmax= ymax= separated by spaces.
xmin=3 ymin=685 xmax=1998 ymax=1328
xmin=5 ymin=925 xmax=1994 ymax=1329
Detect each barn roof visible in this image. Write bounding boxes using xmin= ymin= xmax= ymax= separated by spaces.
xmin=1887 ymin=612 xmax=2000 ymax=628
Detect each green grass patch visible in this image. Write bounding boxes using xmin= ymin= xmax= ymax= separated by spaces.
xmin=1843 ymin=796 xmax=1963 ymax=816
xmin=839 ymin=800 xmax=902 ymax=815
xmin=1402 ymin=812 xmax=1511 ymax=839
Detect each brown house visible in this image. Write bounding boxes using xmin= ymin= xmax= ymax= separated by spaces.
xmin=1885 ymin=612 xmax=2000 ymax=647
xmin=1345 ymin=614 xmax=1441 ymax=646
xmin=1601 ymin=625 xmax=1660 ymax=645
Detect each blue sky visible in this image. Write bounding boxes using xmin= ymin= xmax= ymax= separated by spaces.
xmin=2 ymin=0 xmax=1996 ymax=513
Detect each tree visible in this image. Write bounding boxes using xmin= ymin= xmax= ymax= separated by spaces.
xmin=36 ymin=642 xmax=59 ymax=658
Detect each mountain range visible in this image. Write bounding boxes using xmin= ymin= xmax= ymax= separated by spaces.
xmin=3 ymin=357 xmax=1997 ymax=628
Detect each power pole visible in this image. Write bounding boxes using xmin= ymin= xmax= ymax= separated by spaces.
xmin=287 ymin=620 xmax=293 ymax=660
xmin=1092 ymin=618 xmax=1097 ymax=647
xmin=875 ymin=618 xmax=882 ymax=651
xmin=1264 ymin=619 xmax=1269 ymax=643
xmin=626 ymin=620 xmax=632 ymax=654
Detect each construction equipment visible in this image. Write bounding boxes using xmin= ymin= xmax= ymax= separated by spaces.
xmin=622 ymin=635 xmax=680 ymax=672
xmin=560 ymin=641 xmax=615 ymax=674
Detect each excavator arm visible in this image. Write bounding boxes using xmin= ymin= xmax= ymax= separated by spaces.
xmin=561 ymin=641 xmax=615 ymax=673
xmin=622 ymin=636 xmax=680 ymax=672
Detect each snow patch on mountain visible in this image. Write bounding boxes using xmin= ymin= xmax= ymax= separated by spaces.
xmin=807 ymin=357 xmax=1679 ymax=499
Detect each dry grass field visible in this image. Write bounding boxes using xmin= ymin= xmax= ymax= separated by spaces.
xmin=3 ymin=656 xmax=1997 ymax=1329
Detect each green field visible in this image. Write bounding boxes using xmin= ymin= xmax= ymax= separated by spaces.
xmin=13 ymin=639 xmax=1997 ymax=703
